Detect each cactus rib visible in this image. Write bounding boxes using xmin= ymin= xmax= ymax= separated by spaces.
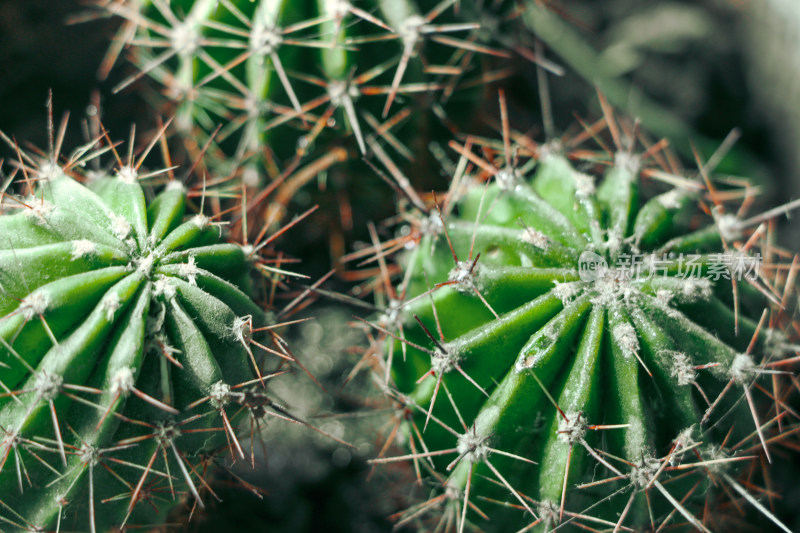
xmin=363 ymin=95 xmax=798 ymax=532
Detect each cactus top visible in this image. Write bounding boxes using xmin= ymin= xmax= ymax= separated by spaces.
xmin=0 ymin=162 xmax=267 ymax=531
xmin=99 ymin=0 xmax=514 ymax=178
xmin=377 ymin=132 xmax=795 ymax=531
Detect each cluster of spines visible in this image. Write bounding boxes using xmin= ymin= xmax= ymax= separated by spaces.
xmin=88 ymin=0 xmax=528 ymax=182
xmin=0 ymin=102 xmax=342 ymax=533
xmin=347 ymin=93 xmax=800 ymax=532
xmin=52 ymin=1 xmax=800 ymax=531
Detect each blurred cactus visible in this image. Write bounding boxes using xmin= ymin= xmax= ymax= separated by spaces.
xmin=91 ymin=0 xmax=519 ymax=183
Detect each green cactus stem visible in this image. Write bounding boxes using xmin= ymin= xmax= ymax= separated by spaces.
xmin=0 ymin=109 xmax=308 ymax=532
xmin=93 ymin=0 xmax=513 ymax=182
xmin=365 ymin=97 xmax=798 ymax=532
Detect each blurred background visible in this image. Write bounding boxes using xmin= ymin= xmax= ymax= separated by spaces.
xmin=3 ymin=0 xmax=799 ymax=234
xmin=1 ymin=0 xmax=799 ymax=531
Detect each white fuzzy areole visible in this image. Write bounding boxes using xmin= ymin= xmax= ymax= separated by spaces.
xmin=729 ymin=353 xmax=756 ymax=383
xmin=447 ymin=260 xmax=480 ymax=293
xmin=552 ymin=280 xmax=581 ymax=305
xmin=678 ymin=277 xmax=712 ymax=302
xmin=110 ymin=212 xmax=132 ymax=240
xmin=330 ymin=0 xmax=351 ymax=18
xmin=166 ymin=180 xmax=185 ymax=192
xmin=496 ymin=166 xmax=520 ymax=191
xmin=231 ymin=315 xmax=253 ymax=346
xmin=116 ymin=165 xmax=138 ymax=184
xmin=658 ymin=189 xmax=684 ymax=210
xmin=38 ymin=161 xmax=62 ymax=182
xmin=171 ymin=21 xmax=200 ymax=55
xmin=71 ymin=239 xmax=97 ymax=260
xmin=209 ymin=380 xmax=232 ymax=408
xmin=670 ymin=427 xmax=697 ymax=465
xmin=24 ymin=198 xmax=55 ymax=224
xmin=456 ymin=427 xmax=489 ymax=464
xmin=18 ymin=291 xmax=50 ymax=320
xmin=668 ymin=351 xmax=696 ymax=386
xmin=34 ymin=370 xmax=63 ymax=402
xmin=716 ymin=213 xmax=742 ymax=242
xmin=536 ymin=500 xmax=561 ymax=525
xmin=136 ymin=253 xmax=156 ymax=276
xmin=614 ymin=151 xmax=641 ymax=175
xmin=101 ymin=292 xmax=121 ymax=321
xmin=110 ymin=367 xmax=135 ymax=396
xmin=557 ymin=411 xmax=588 ymax=445
xmin=152 ymin=276 xmax=177 ymax=299
xmin=613 ymin=321 xmax=639 ymax=360
xmin=520 ymin=227 xmax=549 ymax=249
xmin=419 ymin=211 xmax=444 ymax=237
xmin=191 ymin=213 xmax=210 ymax=229
xmin=178 ymin=255 xmax=200 ymax=286
xmin=629 ymin=455 xmax=661 ymax=489
xmin=399 ymin=15 xmax=425 ymax=47
xmin=78 ymin=442 xmax=100 ymax=467
xmin=250 ymin=19 xmax=283 ymax=57
xmin=655 ymin=288 xmax=674 ymax=306
xmin=573 ymin=171 xmax=596 ymax=198
xmin=431 ymin=347 xmax=458 ymax=376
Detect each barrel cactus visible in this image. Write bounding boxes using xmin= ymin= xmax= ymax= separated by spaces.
xmin=0 ymin=110 xmax=302 ymax=532
xmin=365 ymin=99 xmax=799 ymax=531
xmin=91 ymin=0 xmax=513 ymax=185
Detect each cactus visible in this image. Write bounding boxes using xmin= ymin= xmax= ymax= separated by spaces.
xmin=363 ymin=96 xmax=799 ymax=532
xmin=92 ymin=0 xmax=514 ymax=184
xmin=87 ymin=0 xmax=526 ymax=269
xmin=0 ymin=105 xmax=312 ymax=532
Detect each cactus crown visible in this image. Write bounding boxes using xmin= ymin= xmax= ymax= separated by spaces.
xmin=363 ymin=95 xmax=799 ymax=532
xmin=92 ymin=0 xmax=522 ymax=184
xmin=0 ymin=107 xmax=310 ymax=532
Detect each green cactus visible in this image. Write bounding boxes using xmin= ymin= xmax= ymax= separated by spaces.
xmin=0 ymin=110 xmax=301 ymax=532
xmin=364 ymin=98 xmax=799 ymax=532
xmin=93 ymin=0 xmax=514 ymax=183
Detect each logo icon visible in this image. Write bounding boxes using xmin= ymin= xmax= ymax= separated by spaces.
xmin=578 ymin=251 xmax=607 ymax=282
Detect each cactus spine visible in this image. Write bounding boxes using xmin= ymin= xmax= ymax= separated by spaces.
xmin=0 ymin=108 xmax=303 ymax=532
xmin=95 ymin=0 xmax=514 ymax=183
xmin=364 ymin=97 xmax=799 ymax=532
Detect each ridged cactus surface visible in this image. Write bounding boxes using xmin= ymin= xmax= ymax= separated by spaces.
xmin=0 ymin=123 xmax=274 ymax=532
xmin=97 ymin=0 xmax=512 ymax=182
xmin=367 ymin=104 xmax=797 ymax=532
